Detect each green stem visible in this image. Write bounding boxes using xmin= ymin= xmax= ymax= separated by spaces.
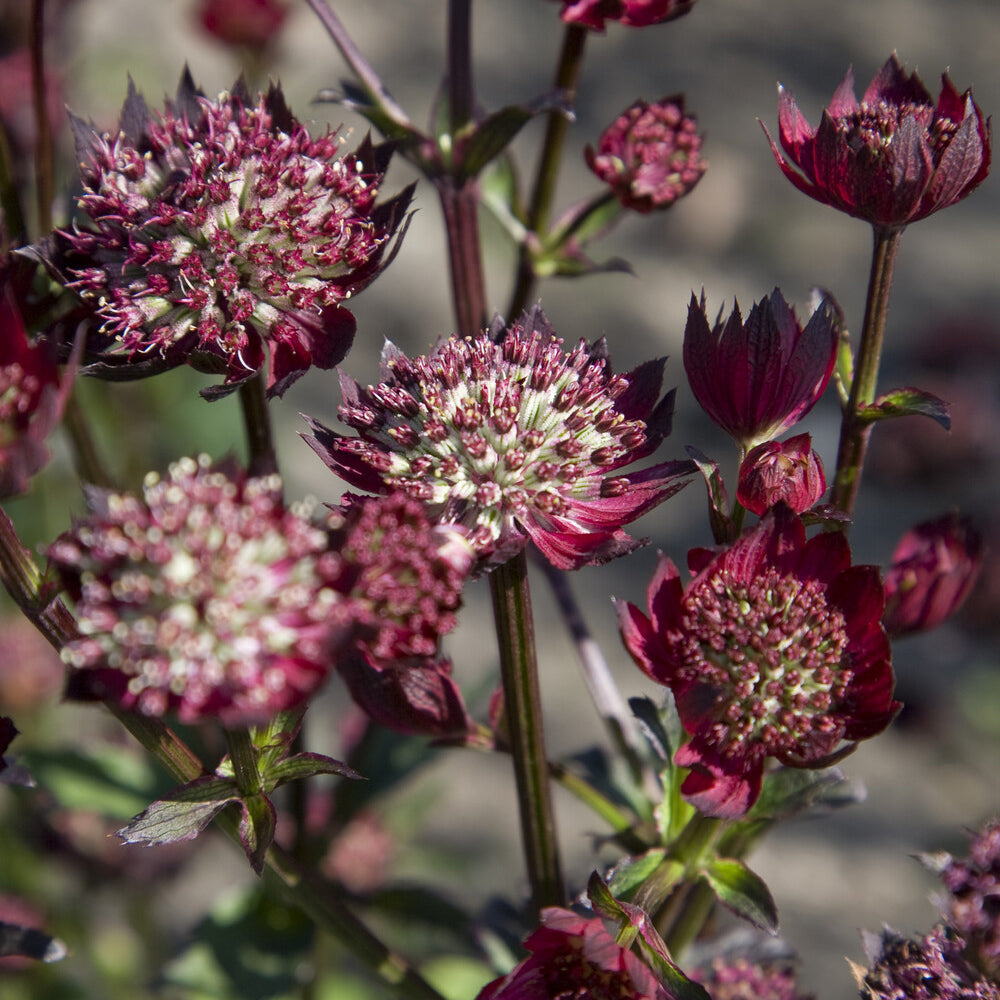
xmin=30 ymin=0 xmax=55 ymax=235
xmin=447 ymin=0 xmax=474 ymax=133
xmin=830 ymin=225 xmax=903 ymax=517
xmin=62 ymin=391 xmax=115 ymax=488
xmin=508 ymin=23 xmax=587 ymax=320
xmin=659 ymin=878 xmax=716 ymax=960
xmin=489 ymin=550 xmax=564 ymax=913
xmin=238 ymin=373 xmax=278 ymax=478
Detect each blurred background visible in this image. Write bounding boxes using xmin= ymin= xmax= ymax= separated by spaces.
xmin=1 ymin=0 xmax=998 ymax=997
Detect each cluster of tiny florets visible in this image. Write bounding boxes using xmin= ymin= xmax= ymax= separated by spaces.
xmin=693 ymin=957 xmax=813 ymax=1000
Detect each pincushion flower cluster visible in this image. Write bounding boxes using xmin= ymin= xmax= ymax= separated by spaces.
xmin=51 ymin=72 xmax=410 ymax=398
xmin=305 ymin=307 xmax=693 ymax=570
xmin=549 ymin=0 xmax=697 ymax=31
xmin=47 ymin=457 xmax=468 ymax=724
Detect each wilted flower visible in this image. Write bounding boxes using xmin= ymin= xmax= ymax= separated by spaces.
xmin=763 ymin=54 xmax=991 ymax=230
xmin=548 ymin=0 xmax=696 ymax=31
xmin=854 ymin=925 xmax=999 ymax=1000
xmin=305 ymin=307 xmax=693 ymax=570
xmin=736 ymin=434 xmax=826 ymax=516
xmin=476 ymin=907 xmax=674 ymax=1000
xmin=586 ymin=96 xmax=706 ymax=213
xmin=692 ymin=957 xmax=813 ymax=1000
xmin=617 ymin=504 xmax=898 ymax=818
xmin=197 ymin=0 xmax=289 ymax=51
xmin=47 ymin=458 xmax=467 ymax=724
xmin=45 ymin=72 xmax=410 ymax=399
xmin=683 ymin=290 xmax=838 ymax=452
xmin=882 ymin=513 xmax=983 ymax=637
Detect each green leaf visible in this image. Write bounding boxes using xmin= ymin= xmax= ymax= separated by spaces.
xmin=747 ymin=765 xmax=863 ymax=822
xmin=856 ymin=387 xmax=951 ymax=429
xmin=265 ymin=752 xmax=362 ymax=788
xmin=546 ymin=193 xmax=623 ymax=249
xmin=315 ymin=81 xmax=416 ymax=144
xmin=479 ymin=153 xmax=527 ymax=240
xmin=239 ymin=792 xmax=277 ymax=876
xmin=684 ymin=447 xmax=735 ymax=544
xmin=606 ymin=848 xmax=669 ymax=900
xmin=702 ymin=858 xmax=779 ymax=935
xmin=117 ymin=776 xmax=238 ymax=845
xmin=628 ymin=695 xmax=683 ymax=766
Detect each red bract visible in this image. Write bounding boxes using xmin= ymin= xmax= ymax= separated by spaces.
xmin=197 ymin=0 xmax=289 ymax=50
xmin=586 ymin=96 xmax=706 ymax=213
xmin=304 ymin=307 xmax=693 ymax=571
xmin=763 ymin=54 xmax=991 ymax=230
xmin=476 ymin=907 xmax=675 ymax=1000
xmin=548 ymin=0 xmax=696 ymax=30
xmin=617 ymin=505 xmax=898 ymax=818
xmin=736 ymin=433 xmax=826 ymax=516
xmin=683 ymin=290 xmax=838 ymax=451
xmin=44 ymin=72 xmax=410 ymax=399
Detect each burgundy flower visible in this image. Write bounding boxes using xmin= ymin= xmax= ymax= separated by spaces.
xmin=617 ymin=504 xmax=898 ymax=818
xmin=197 ymin=0 xmax=289 ymax=51
xmin=586 ymin=96 xmax=706 ymax=213
xmin=304 ymin=307 xmax=693 ymax=571
xmin=476 ymin=907 xmax=675 ymax=1000
xmin=763 ymin=54 xmax=991 ymax=230
xmin=548 ymin=0 xmax=696 ymax=31
xmin=46 ymin=72 xmax=410 ymax=399
xmin=692 ymin=958 xmax=813 ymax=1000
xmin=683 ymin=290 xmax=838 ymax=452
xmin=47 ymin=459 xmax=468 ymax=724
xmin=736 ymin=434 xmax=826 ymax=516
xmin=882 ymin=513 xmax=983 ymax=637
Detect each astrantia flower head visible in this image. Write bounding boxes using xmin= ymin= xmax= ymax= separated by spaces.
xmin=763 ymin=54 xmax=991 ymax=230
xmin=617 ymin=504 xmax=898 ymax=818
xmin=476 ymin=907 xmax=675 ymax=1000
xmin=683 ymin=290 xmax=839 ymax=452
xmin=736 ymin=434 xmax=826 ymax=516
xmin=548 ymin=0 xmax=696 ymax=31
xmin=586 ymin=96 xmax=706 ymax=213
xmin=304 ymin=306 xmax=693 ymax=571
xmin=47 ymin=459 xmax=468 ymax=724
xmin=46 ymin=71 xmax=411 ymax=399
xmin=692 ymin=957 xmax=813 ymax=1000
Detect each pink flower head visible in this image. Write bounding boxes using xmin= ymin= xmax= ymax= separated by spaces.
xmin=692 ymin=957 xmax=813 ymax=1000
xmin=586 ymin=96 xmax=706 ymax=213
xmin=736 ymin=433 xmax=826 ymax=516
xmin=304 ymin=307 xmax=694 ymax=571
xmin=617 ymin=505 xmax=898 ymax=818
xmin=48 ymin=71 xmax=411 ymax=399
xmin=763 ymin=54 xmax=991 ymax=230
xmin=882 ymin=512 xmax=983 ymax=637
xmin=683 ymin=290 xmax=838 ymax=451
xmin=197 ymin=0 xmax=289 ymax=51
xmin=549 ymin=0 xmax=696 ymax=31
xmin=47 ymin=459 xmax=468 ymax=724
xmin=476 ymin=907 xmax=674 ymax=1000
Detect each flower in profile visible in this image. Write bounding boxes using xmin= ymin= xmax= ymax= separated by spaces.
xmin=736 ymin=434 xmax=826 ymax=516
xmin=853 ymin=925 xmax=1000 ymax=1000
xmin=882 ymin=512 xmax=983 ymax=637
xmin=304 ymin=307 xmax=693 ymax=570
xmin=763 ymin=54 xmax=991 ymax=230
xmin=45 ymin=71 xmax=411 ymax=399
xmin=683 ymin=290 xmax=839 ymax=452
xmin=586 ymin=96 xmax=705 ymax=213
xmin=692 ymin=957 xmax=813 ymax=1000
xmin=476 ymin=907 xmax=674 ymax=1000
xmin=548 ymin=0 xmax=696 ymax=31
xmin=617 ymin=504 xmax=898 ymax=818
xmin=197 ymin=0 xmax=289 ymax=51
xmin=47 ymin=458 xmax=468 ymax=724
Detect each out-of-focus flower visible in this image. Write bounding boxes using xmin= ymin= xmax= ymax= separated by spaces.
xmin=692 ymin=957 xmax=813 ymax=1000
xmin=47 ymin=459 xmax=468 ymax=724
xmin=933 ymin=818 xmax=1000 ymax=977
xmin=305 ymin=306 xmax=693 ymax=571
xmin=882 ymin=512 xmax=983 ymax=637
xmin=43 ymin=72 xmax=410 ymax=399
xmin=586 ymin=96 xmax=706 ymax=213
xmin=617 ymin=504 xmax=898 ymax=818
xmin=683 ymin=290 xmax=838 ymax=452
xmin=854 ymin=925 xmax=999 ymax=1000
xmin=736 ymin=434 xmax=826 ymax=516
xmin=197 ymin=0 xmax=289 ymax=51
xmin=763 ymin=54 xmax=991 ymax=230
xmin=0 ymin=616 xmax=64 ymax=711
xmin=476 ymin=907 xmax=674 ymax=1000
xmin=548 ymin=0 xmax=696 ymax=31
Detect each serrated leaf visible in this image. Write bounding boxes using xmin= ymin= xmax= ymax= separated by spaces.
xmin=547 ymin=193 xmax=624 ymax=249
xmin=702 ymin=858 xmax=779 ymax=935
xmin=606 ymin=848 xmax=669 ymax=900
xmin=587 ymin=870 xmax=628 ymax=922
xmin=118 ymin=776 xmax=238 ymax=845
xmin=480 ymin=154 xmax=527 ymax=240
xmin=239 ymin=793 xmax=276 ymax=876
xmin=746 ymin=766 xmax=863 ymax=821
xmin=533 ymin=248 xmax=633 ymax=279
xmin=856 ymin=387 xmax=951 ymax=429
xmin=266 ymin=752 xmax=363 ymax=788
xmin=315 ymin=81 xmax=415 ymax=143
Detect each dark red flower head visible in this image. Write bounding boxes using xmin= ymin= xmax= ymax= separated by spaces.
xmin=476 ymin=907 xmax=675 ymax=1000
xmin=197 ymin=0 xmax=289 ymax=51
xmin=304 ymin=306 xmax=694 ymax=571
xmin=47 ymin=459 xmax=469 ymax=725
xmin=617 ymin=504 xmax=898 ymax=818
xmin=736 ymin=433 xmax=826 ymax=516
xmin=586 ymin=96 xmax=706 ymax=213
xmin=763 ymin=54 xmax=991 ymax=230
xmin=46 ymin=71 xmax=411 ymax=399
xmin=548 ymin=0 xmax=696 ymax=31
xmin=683 ymin=290 xmax=839 ymax=452
xmin=882 ymin=512 xmax=983 ymax=637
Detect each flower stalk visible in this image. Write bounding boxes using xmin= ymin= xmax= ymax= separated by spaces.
xmin=238 ymin=373 xmax=278 ymax=478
